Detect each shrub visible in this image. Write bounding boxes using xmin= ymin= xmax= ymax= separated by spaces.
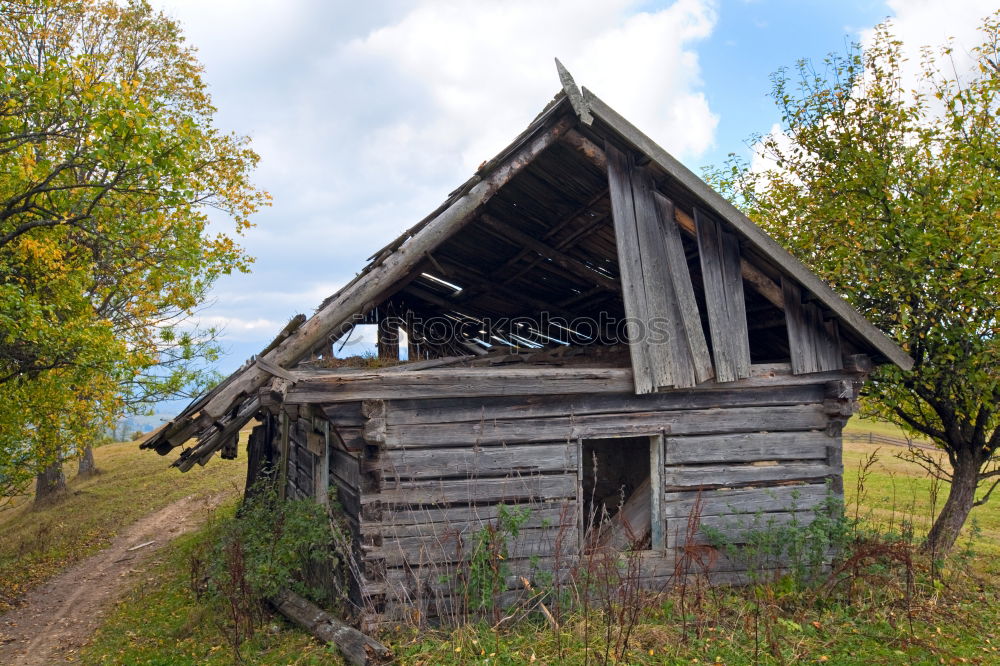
xmin=190 ymin=484 xmax=347 ymax=658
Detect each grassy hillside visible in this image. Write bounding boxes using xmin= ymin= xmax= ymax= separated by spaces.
xmin=0 ymin=439 xmax=246 ymax=612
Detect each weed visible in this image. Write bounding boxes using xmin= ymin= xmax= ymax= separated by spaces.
xmin=463 ymin=504 xmax=531 ymax=621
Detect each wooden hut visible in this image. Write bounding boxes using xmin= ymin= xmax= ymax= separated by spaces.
xmin=143 ymin=65 xmax=912 ymax=628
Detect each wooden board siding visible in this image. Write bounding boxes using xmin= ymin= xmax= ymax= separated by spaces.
xmin=278 ymin=413 xmax=363 ymax=522
xmin=782 ymin=278 xmax=844 ymax=375
xmin=695 ymin=208 xmax=751 ymax=382
xmin=368 ymin=404 xmax=830 ymax=448
xmin=605 ymin=143 xmax=712 ymax=392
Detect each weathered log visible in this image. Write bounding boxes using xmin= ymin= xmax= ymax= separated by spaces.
xmin=287 ymin=363 xmax=856 ymax=406
xmin=369 ymin=404 xmax=831 ymax=448
xmin=269 ymin=588 xmax=391 ymax=666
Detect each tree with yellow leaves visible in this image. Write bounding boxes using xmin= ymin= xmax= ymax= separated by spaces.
xmin=0 ymin=0 xmax=268 ymax=502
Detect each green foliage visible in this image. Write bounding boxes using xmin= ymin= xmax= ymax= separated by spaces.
xmin=189 ymin=482 xmax=347 ymax=658
xmin=705 ymin=11 xmax=1000 ymax=552
xmin=0 ymin=0 xmax=267 ymax=498
xmin=702 ymin=487 xmax=853 ymax=588
xmin=464 ymin=504 xmax=531 ymax=614
xmin=193 ymin=485 xmax=346 ymax=622
xmin=82 ymin=515 xmax=344 ymax=666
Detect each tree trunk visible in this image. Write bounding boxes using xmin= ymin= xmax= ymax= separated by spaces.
xmin=34 ymin=462 xmax=67 ymax=506
xmin=923 ymin=453 xmax=979 ymax=556
xmin=77 ymin=446 xmax=98 ymax=478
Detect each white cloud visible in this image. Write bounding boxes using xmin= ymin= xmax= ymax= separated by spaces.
xmin=861 ymin=0 xmax=997 ymax=89
xmin=347 ymin=0 xmax=719 ymax=172
xmin=145 ymin=0 xmax=721 ymax=370
xmin=749 ymin=1 xmax=997 ymax=178
xmin=191 ymin=315 xmax=284 ymax=341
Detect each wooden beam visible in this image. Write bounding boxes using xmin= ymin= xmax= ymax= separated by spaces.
xmin=286 ymin=363 xmax=859 ymax=404
xmin=606 ymin=143 xmax=655 ymax=393
xmin=269 ymin=589 xmax=391 ymax=666
xmin=479 ymin=214 xmax=619 ymax=291
xmin=555 ymin=58 xmax=593 ymax=125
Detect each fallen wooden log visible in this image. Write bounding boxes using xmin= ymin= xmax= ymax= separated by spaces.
xmin=269 ymin=589 xmax=391 ymax=665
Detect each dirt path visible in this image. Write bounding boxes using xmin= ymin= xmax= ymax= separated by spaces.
xmin=0 ymin=492 xmax=225 ymax=665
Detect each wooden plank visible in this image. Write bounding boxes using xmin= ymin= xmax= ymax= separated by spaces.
xmin=371 ymin=500 xmax=572 ymax=530
xmin=374 ymin=526 xmax=576 ymax=567
xmin=783 ymin=278 xmax=843 ymax=375
xmin=782 ymin=278 xmax=811 ymax=374
xmin=290 ymin=367 xmax=635 ymax=403
xmin=367 ymin=474 xmax=576 ymax=506
xmin=319 ymin=422 xmax=331 ymax=506
xmin=650 ymin=435 xmax=664 ymax=549
xmin=695 ymin=208 xmax=751 ymax=382
xmin=667 ymin=510 xmax=817 ymax=547
xmin=605 ymin=142 xmax=654 ymax=393
xmin=662 ymin=483 xmax=830 ymax=518
xmin=596 ymin=476 xmax=651 ymax=550
xmin=279 ymin=412 xmax=289 ymax=500
xmin=289 ymin=363 xmax=858 ymax=406
xmin=369 ymin=556 xmax=567 ymax=599
xmin=382 ymin=378 xmax=829 ymax=426
xmin=629 ymin=164 xmax=686 ymax=388
xmin=662 ymin=462 xmax=837 ymax=490
xmin=373 ymin=404 xmax=830 ymax=448
xmin=580 ymin=89 xmax=913 ymax=371
xmin=369 ymin=503 xmax=574 ymax=539
xmin=663 ymin=431 xmax=832 ymax=465
xmin=373 ymin=442 xmax=576 ymax=480
xmin=330 ymin=446 xmax=361 ymax=489
xmin=320 ymin=403 xmax=364 ymax=428
xmin=653 ymin=192 xmax=714 ymax=384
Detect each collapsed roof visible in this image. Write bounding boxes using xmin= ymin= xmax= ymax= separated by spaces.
xmin=144 ymin=63 xmax=911 ymax=469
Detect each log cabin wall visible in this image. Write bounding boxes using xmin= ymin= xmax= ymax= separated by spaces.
xmin=270 ymin=407 xmax=364 ymax=545
xmin=341 ymin=362 xmax=863 ymax=628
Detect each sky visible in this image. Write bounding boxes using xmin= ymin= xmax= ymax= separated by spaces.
xmin=147 ymin=0 xmax=997 ymax=410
